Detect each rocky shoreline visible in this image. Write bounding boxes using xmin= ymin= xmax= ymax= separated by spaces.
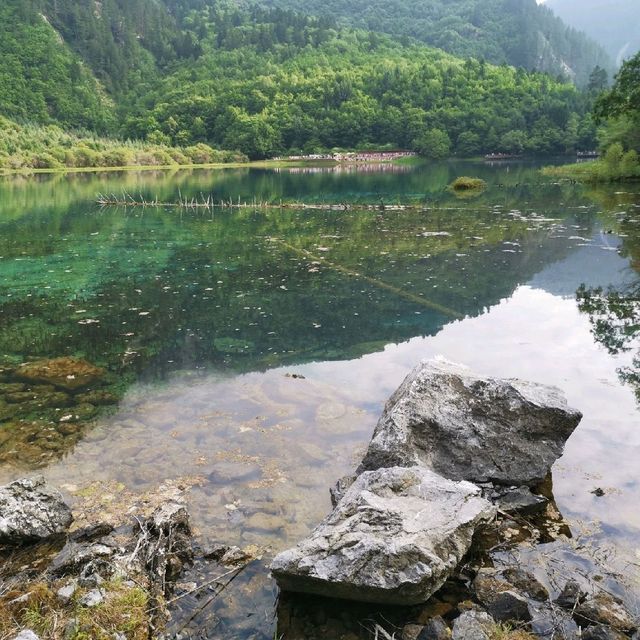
xmin=271 ymin=360 xmax=639 ymax=639
xmin=0 ymin=359 xmax=637 ymax=639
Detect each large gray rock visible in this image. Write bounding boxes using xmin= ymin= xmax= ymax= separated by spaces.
xmin=358 ymin=359 xmax=582 ymax=487
xmin=271 ymin=466 xmax=495 ymax=605
xmin=0 ymin=476 xmax=73 ymax=544
xmin=451 ymin=610 xmax=495 ymax=640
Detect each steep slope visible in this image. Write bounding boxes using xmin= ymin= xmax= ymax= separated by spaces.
xmin=0 ymin=0 xmax=599 ymax=161
xmin=546 ymin=0 xmax=640 ymax=66
xmin=249 ymin=0 xmax=611 ymax=85
xmin=122 ymin=6 xmax=596 ymax=158
xmin=0 ymin=1 xmax=113 ymax=130
xmin=36 ymin=0 xmax=201 ymax=92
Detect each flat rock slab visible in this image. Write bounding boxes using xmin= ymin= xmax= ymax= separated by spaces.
xmin=358 ymin=359 xmax=582 ymax=487
xmin=16 ymin=357 xmax=105 ymax=392
xmin=271 ymin=466 xmax=495 ymax=605
xmin=0 ymin=476 xmax=73 ymax=544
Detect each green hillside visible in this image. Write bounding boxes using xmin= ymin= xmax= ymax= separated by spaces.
xmin=252 ymin=0 xmax=612 ymax=85
xmin=120 ymin=6 xmax=596 ymax=158
xmin=0 ymin=0 xmax=604 ymax=164
xmin=0 ymin=2 xmax=113 ymax=131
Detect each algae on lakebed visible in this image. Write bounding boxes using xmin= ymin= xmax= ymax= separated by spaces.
xmin=1 ymin=162 xmax=640 ymax=638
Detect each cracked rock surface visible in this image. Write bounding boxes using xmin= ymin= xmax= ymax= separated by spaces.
xmin=271 ymin=466 xmax=495 ymax=604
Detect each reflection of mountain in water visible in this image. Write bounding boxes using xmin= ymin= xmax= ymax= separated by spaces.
xmin=0 ymin=164 xmax=622 ymax=466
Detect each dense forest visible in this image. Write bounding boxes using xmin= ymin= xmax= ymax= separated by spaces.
xmin=546 ymin=0 xmax=640 ymax=65
xmin=121 ymin=7 xmax=597 ymax=159
xmin=544 ymin=51 xmax=640 ymax=182
xmin=256 ymin=0 xmax=612 ymax=86
xmin=0 ymin=0 xmax=613 ymax=164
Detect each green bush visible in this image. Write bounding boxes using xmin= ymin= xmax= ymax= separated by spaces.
xmin=449 ymin=176 xmax=487 ymax=191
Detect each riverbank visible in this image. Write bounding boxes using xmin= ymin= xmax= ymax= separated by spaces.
xmin=541 ymin=144 xmax=640 ymax=183
xmin=2 ymin=361 xmax=638 ymax=640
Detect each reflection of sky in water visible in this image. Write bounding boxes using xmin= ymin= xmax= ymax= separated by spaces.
xmin=24 ymin=287 xmax=640 ymax=560
xmin=1 ymin=165 xmax=639 ymax=634
xmin=529 ymin=232 xmax=636 ymax=296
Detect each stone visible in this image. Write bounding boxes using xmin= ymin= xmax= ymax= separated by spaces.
xmin=500 ymin=568 xmax=549 ymax=601
xmin=330 ymin=474 xmax=356 ymax=508
xmin=357 ymin=359 xmax=582 ymax=487
xmin=582 ymin=625 xmax=629 ymax=640
xmin=51 ymin=542 xmax=114 ymax=574
xmin=12 ymin=631 xmax=41 ymax=640
xmin=56 ymin=581 xmax=78 ymax=604
xmin=529 ymin=602 xmax=580 ymax=639
xmin=451 ymin=610 xmax=494 ymax=640
xmin=418 ymin=616 xmax=451 ymax=639
xmin=79 ymin=588 xmax=105 ymax=607
xmin=574 ymin=593 xmax=637 ymax=633
xmin=555 ymin=580 xmax=586 ymax=609
xmin=271 ymin=466 xmax=496 ymax=605
xmin=75 ymin=390 xmax=118 ymax=406
xmin=138 ymin=501 xmax=193 ymax=593
xmin=402 ymin=624 xmax=426 ymax=640
xmin=0 ymin=476 xmax=73 ymax=544
xmin=16 ymin=357 xmax=105 ymax=392
xmin=493 ymin=486 xmax=549 ymax=515
xmin=472 ymin=572 xmax=531 ymax=623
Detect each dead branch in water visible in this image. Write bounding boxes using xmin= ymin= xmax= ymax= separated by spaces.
xmin=96 ymin=192 xmax=426 ymax=212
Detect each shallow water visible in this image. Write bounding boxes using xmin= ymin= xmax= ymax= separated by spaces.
xmin=0 ymin=160 xmax=639 ymax=637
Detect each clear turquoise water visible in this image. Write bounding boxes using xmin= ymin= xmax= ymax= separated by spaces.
xmin=0 ymin=161 xmax=639 ymax=637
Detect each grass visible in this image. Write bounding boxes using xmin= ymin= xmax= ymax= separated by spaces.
xmin=0 ymin=116 xmax=247 ymax=174
xmin=542 ymin=144 xmax=640 ymax=183
xmin=489 ymin=623 xmax=537 ymax=640
xmin=0 ymin=578 xmax=151 ymax=640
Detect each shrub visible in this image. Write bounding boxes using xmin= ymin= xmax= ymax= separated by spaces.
xmin=449 ymin=176 xmax=487 ymax=191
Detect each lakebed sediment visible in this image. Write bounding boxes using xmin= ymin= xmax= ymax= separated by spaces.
xmin=0 ymin=163 xmax=639 ymax=637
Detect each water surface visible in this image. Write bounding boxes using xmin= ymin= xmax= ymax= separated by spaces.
xmin=0 ymin=161 xmax=639 ymax=637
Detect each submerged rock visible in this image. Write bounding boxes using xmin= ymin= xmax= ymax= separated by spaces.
xmin=358 ymin=359 xmax=582 ymax=487
xmin=0 ymin=476 xmax=72 ymax=544
xmin=16 ymin=357 xmax=105 ymax=392
xmin=271 ymin=466 xmax=495 ymax=605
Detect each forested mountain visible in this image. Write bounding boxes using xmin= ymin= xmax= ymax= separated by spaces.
xmin=546 ymin=0 xmax=640 ymax=66
xmin=252 ymin=0 xmax=612 ymax=85
xmin=0 ymin=0 xmax=601 ymax=162
xmin=0 ymin=2 xmax=113 ymax=131
xmin=120 ymin=5 xmax=596 ymax=158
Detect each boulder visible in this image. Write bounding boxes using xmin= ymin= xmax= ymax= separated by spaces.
xmin=358 ymin=359 xmax=582 ymax=487
xmin=574 ymin=593 xmax=637 ymax=633
xmin=16 ymin=357 xmax=104 ymax=392
xmin=271 ymin=466 xmax=495 ymax=605
xmin=11 ymin=631 xmax=40 ymax=640
xmin=451 ymin=610 xmax=494 ymax=640
xmin=418 ymin=616 xmax=451 ymax=639
xmin=582 ymin=625 xmax=629 ymax=640
xmin=0 ymin=476 xmax=72 ymax=544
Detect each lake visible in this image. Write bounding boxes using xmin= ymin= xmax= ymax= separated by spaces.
xmin=0 ymin=160 xmax=639 ymax=638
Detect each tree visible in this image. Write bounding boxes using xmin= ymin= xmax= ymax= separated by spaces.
xmin=413 ymin=128 xmax=451 ymax=159
xmin=594 ymin=52 xmax=640 ymax=122
xmin=587 ymin=65 xmax=608 ymax=93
